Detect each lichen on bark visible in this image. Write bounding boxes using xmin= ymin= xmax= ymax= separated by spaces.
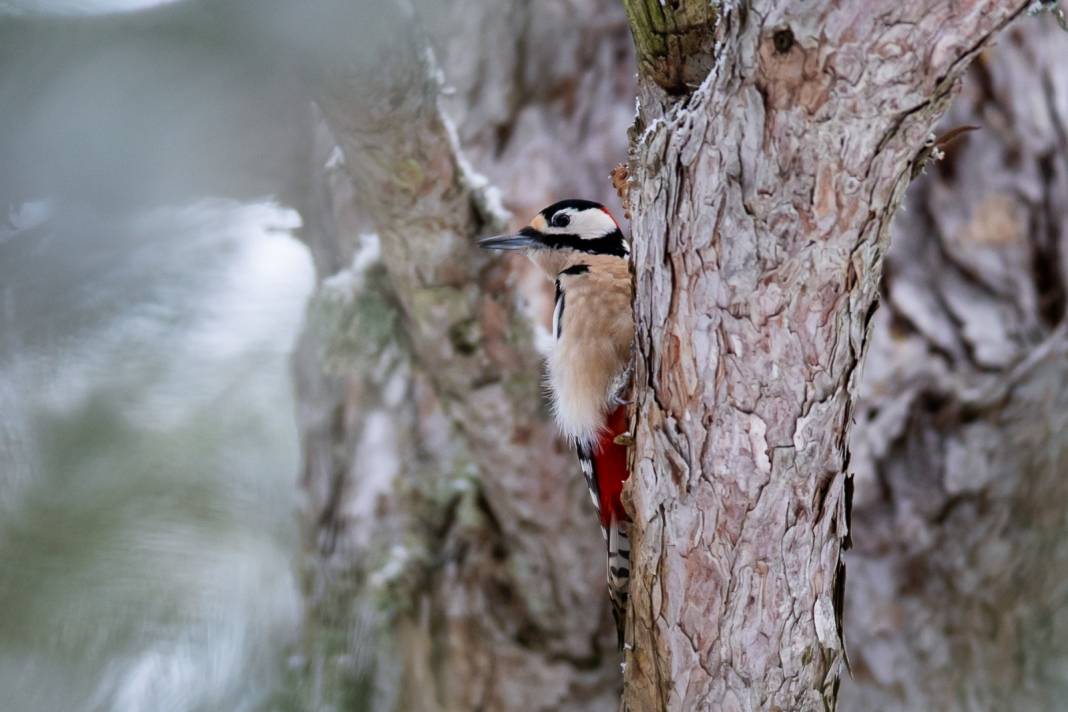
xmin=291 ymin=1 xmax=637 ymax=709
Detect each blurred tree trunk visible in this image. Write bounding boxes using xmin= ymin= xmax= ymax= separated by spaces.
xmin=288 ymin=1 xmax=635 ymax=710
xmin=620 ymin=2 xmax=1028 ymax=710
xmin=284 ymin=1 xmax=1068 ymax=711
xmin=841 ymin=18 xmax=1068 ymax=711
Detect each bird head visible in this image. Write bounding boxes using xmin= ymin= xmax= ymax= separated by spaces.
xmin=479 ymin=200 xmax=628 ymax=263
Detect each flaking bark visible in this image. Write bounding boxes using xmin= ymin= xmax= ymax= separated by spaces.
xmin=621 ymin=2 xmax=1030 ymax=709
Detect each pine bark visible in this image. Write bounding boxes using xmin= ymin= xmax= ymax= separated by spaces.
xmin=287 ymin=1 xmax=1068 ymax=710
xmin=621 ymin=2 xmax=1029 ymax=710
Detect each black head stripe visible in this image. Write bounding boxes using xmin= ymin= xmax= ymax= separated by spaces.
xmin=540 ymin=229 xmax=628 ymax=257
xmin=540 ymin=199 xmax=606 ymax=218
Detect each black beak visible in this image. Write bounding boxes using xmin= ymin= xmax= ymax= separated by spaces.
xmin=478 ymin=227 xmax=543 ymax=251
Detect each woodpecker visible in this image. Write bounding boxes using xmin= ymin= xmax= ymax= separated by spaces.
xmin=480 ymin=199 xmax=634 ymax=646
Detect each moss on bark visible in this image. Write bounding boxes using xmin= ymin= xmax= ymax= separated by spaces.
xmin=620 ymin=0 xmax=717 ymax=93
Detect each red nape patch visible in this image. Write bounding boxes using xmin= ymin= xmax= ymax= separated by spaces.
xmin=599 ymin=206 xmax=621 ymax=229
xmin=592 ymin=405 xmax=630 ymax=527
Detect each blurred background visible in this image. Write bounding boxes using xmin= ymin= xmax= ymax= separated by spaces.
xmin=0 ymin=1 xmax=632 ymax=709
xmin=0 ymin=2 xmax=316 ymax=709
xmin=2 ymin=1 xmax=1067 ymax=711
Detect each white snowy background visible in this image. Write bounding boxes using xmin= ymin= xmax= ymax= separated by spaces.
xmin=1 ymin=1 xmax=319 ymax=708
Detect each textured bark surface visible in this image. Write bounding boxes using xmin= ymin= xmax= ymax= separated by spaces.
xmin=623 ymin=2 xmax=1028 ymax=710
xmin=290 ymin=1 xmax=636 ymax=709
xmin=289 ymin=2 xmax=1066 ymax=710
xmin=841 ymin=18 xmax=1068 ymax=711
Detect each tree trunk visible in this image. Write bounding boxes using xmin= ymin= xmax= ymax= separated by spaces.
xmin=621 ymin=2 xmax=1029 ymax=710
xmin=289 ymin=1 xmax=636 ymax=709
xmin=287 ymin=1 xmax=1067 ymax=710
xmin=841 ymin=17 xmax=1068 ymax=711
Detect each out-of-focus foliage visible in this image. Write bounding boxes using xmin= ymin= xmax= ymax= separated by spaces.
xmin=0 ymin=1 xmax=322 ymax=709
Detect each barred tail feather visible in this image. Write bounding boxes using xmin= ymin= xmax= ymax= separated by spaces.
xmin=577 ymin=404 xmax=632 ymax=648
xmin=607 ymin=519 xmax=631 ymax=649
xmin=577 ymin=446 xmax=605 ymax=540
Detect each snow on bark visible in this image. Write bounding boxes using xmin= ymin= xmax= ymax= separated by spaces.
xmin=292 ymin=1 xmax=636 ymax=709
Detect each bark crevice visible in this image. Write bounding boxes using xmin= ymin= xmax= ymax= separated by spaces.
xmin=622 ymin=2 xmax=1030 ymax=709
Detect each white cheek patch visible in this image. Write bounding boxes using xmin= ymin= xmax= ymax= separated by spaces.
xmin=572 ymin=210 xmax=617 ymax=240
xmin=545 ymin=208 xmax=579 ymax=235
xmin=546 ymin=207 xmax=618 ymax=241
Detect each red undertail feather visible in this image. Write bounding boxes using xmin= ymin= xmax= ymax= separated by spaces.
xmin=576 ymin=404 xmax=632 ymax=648
xmin=592 ymin=404 xmax=630 ymax=528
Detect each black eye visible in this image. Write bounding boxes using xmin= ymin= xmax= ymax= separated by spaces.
xmin=551 ymin=213 xmax=571 ymax=228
